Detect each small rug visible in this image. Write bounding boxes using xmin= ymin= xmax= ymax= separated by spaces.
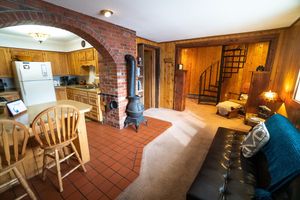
xmin=0 ymin=116 xmax=172 ymax=200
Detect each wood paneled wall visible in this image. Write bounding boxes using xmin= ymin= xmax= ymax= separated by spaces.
xmin=136 ymin=37 xmax=158 ymax=47
xmin=180 ymin=46 xmax=222 ymax=95
xmin=157 ymin=29 xmax=282 ymax=109
xmin=220 ymin=42 xmax=270 ymax=100
xmin=272 ymin=19 xmax=300 ymax=128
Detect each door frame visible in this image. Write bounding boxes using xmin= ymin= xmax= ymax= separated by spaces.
xmin=173 ymin=32 xmax=280 ymax=108
xmin=138 ymin=43 xmax=161 ymax=108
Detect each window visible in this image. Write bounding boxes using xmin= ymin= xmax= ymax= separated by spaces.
xmin=293 ymin=70 xmax=300 ymax=103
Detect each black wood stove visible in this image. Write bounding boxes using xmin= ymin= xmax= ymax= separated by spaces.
xmin=124 ymin=55 xmax=147 ymax=132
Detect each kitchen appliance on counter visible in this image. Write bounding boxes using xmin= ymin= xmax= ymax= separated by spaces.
xmin=67 ymin=77 xmax=79 ymax=85
xmin=12 ymin=61 xmax=56 ymax=106
xmin=60 ymin=76 xmax=69 ymax=86
xmin=0 ymin=79 xmax=5 ymax=92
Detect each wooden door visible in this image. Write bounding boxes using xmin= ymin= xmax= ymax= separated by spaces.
xmin=144 ymin=49 xmax=156 ymax=109
xmin=0 ymin=48 xmax=12 ymax=77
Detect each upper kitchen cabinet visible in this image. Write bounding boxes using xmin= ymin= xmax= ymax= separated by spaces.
xmin=0 ymin=48 xmax=12 ymax=77
xmin=29 ymin=51 xmax=45 ymax=62
xmin=10 ymin=48 xmax=45 ymax=62
xmin=44 ymin=51 xmax=69 ymax=76
xmin=67 ymin=52 xmax=77 ymax=75
xmin=67 ymin=48 xmax=98 ymax=76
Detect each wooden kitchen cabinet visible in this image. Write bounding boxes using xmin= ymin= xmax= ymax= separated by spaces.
xmin=30 ymin=51 xmax=45 ymax=62
xmin=44 ymin=52 xmax=69 ymax=75
xmin=85 ymin=48 xmax=95 ymax=61
xmin=66 ymin=88 xmax=102 ymax=122
xmin=10 ymin=49 xmax=30 ymax=61
xmin=10 ymin=49 xmax=45 ymax=62
xmin=55 ymin=87 xmax=68 ymax=100
xmin=0 ymin=48 xmax=12 ymax=77
xmin=66 ymin=88 xmax=74 ymax=100
xmin=67 ymin=48 xmax=98 ymax=76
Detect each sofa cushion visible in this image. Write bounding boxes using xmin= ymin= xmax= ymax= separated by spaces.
xmin=242 ymin=122 xmax=270 ymax=158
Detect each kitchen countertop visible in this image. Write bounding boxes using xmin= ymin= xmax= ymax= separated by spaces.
xmin=55 ymin=85 xmax=100 ymax=93
xmin=0 ymin=89 xmax=19 ymax=95
xmin=0 ymin=100 xmax=92 ymax=128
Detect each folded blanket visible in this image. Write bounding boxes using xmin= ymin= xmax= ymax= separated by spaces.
xmin=256 ymin=114 xmax=300 ymax=198
xmin=216 ymin=100 xmax=242 ymax=115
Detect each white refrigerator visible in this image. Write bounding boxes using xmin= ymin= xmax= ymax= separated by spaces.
xmin=13 ymin=61 xmax=56 ymax=106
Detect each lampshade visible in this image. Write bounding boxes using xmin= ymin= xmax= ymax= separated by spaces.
xmin=29 ymin=32 xmax=50 ymax=43
xmin=261 ymin=90 xmax=281 ymax=102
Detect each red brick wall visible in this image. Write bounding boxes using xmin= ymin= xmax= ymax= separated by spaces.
xmin=0 ymin=0 xmax=137 ymax=128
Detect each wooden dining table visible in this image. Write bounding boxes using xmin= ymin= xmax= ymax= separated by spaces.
xmin=0 ymin=100 xmax=92 ymax=181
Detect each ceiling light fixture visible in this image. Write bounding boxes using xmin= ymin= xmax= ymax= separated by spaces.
xmin=29 ymin=32 xmax=50 ymax=43
xmin=100 ymin=9 xmax=113 ymax=18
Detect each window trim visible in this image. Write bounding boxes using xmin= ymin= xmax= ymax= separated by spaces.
xmin=293 ymin=70 xmax=300 ymax=104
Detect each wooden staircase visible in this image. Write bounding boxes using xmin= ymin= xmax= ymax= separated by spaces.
xmin=198 ymin=44 xmax=248 ymax=104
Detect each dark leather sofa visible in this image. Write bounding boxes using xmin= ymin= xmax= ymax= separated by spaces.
xmin=186 ymin=127 xmax=300 ymax=200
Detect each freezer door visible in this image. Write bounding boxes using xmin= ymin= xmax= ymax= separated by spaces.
xmin=21 ymin=80 xmax=56 ymax=106
xmin=16 ymin=62 xmax=53 ymax=81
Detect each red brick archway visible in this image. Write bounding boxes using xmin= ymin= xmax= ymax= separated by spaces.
xmin=0 ymin=0 xmax=136 ymax=128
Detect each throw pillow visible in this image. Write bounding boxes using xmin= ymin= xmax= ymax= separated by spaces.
xmin=242 ymin=122 xmax=270 ymax=158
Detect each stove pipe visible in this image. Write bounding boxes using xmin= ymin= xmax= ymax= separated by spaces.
xmin=124 ymin=54 xmax=147 ymax=132
xmin=125 ymin=55 xmax=136 ymax=97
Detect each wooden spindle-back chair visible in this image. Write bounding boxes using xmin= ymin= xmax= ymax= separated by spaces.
xmin=0 ymin=119 xmax=36 ymax=200
xmin=31 ymin=105 xmax=86 ymax=192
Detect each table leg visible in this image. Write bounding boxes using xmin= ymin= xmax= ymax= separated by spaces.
xmin=73 ymin=113 xmax=90 ymax=163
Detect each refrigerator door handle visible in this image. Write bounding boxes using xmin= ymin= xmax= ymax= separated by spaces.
xmin=21 ymin=82 xmax=26 ymax=96
xmin=19 ymin=66 xmax=24 ymax=81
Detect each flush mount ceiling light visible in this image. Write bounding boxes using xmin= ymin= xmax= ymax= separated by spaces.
xmin=29 ymin=32 xmax=50 ymax=43
xmin=100 ymin=9 xmax=113 ymax=18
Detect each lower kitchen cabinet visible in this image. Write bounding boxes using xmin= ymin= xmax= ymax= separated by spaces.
xmin=66 ymin=88 xmax=103 ymax=122
xmin=55 ymin=87 xmax=68 ymax=100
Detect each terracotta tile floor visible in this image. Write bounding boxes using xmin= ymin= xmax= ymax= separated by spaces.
xmin=0 ymin=117 xmax=172 ymax=200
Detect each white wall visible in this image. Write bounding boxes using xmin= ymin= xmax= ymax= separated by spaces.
xmin=0 ymin=33 xmax=93 ymax=52
xmin=64 ymin=37 xmax=93 ymax=52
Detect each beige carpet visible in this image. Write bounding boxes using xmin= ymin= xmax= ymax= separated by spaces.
xmin=118 ymin=99 xmax=250 ymax=200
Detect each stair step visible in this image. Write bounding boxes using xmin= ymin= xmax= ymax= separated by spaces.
xmin=199 ymin=94 xmax=217 ymax=98
xmin=209 ymin=85 xmax=218 ymax=88
xmin=224 ymin=48 xmax=244 ymax=51
xmin=223 ymin=55 xmax=246 ymax=58
xmin=204 ymin=89 xmax=217 ymax=93
xmin=225 ymin=61 xmax=246 ymax=63
xmin=223 ymin=66 xmax=243 ymax=69
xmin=222 ymin=72 xmax=236 ymax=74
xmin=198 ymin=95 xmax=218 ymax=105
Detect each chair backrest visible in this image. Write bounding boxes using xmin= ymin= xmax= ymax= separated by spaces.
xmin=0 ymin=119 xmax=29 ymax=170
xmin=32 ymin=105 xmax=80 ymax=149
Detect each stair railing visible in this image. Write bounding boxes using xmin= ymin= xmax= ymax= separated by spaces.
xmin=198 ymin=60 xmax=220 ymax=104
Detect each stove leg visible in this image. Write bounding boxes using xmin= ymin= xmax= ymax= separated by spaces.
xmin=135 ymin=124 xmax=139 ymax=133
